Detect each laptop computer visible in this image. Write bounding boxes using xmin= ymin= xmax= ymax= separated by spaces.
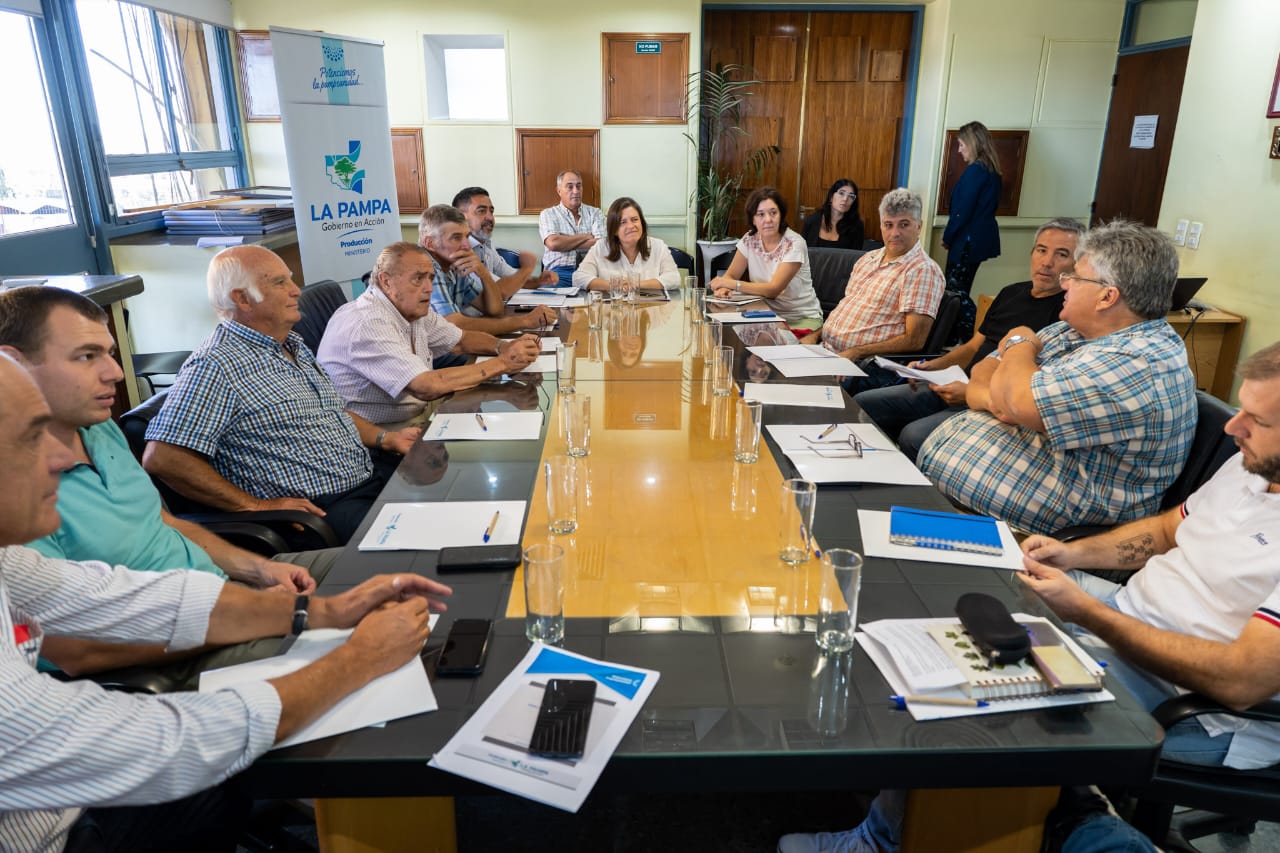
xmin=1170 ymin=276 xmax=1208 ymax=311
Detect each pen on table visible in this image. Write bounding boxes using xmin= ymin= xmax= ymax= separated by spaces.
xmin=800 ymin=524 xmax=821 ymax=559
xmin=890 ymin=695 xmax=989 ymax=709
xmin=475 ymin=412 xmax=488 ymax=432
xmin=817 ymin=423 xmax=838 ymax=439
xmin=483 ymin=510 xmax=500 ymax=543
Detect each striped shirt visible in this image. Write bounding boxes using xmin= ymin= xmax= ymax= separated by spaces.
xmin=918 ymin=319 xmax=1197 ymax=534
xmin=145 ymin=320 xmax=373 ymax=501
xmin=470 ymin=235 xmax=517 ymax=279
xmin=428 ymin=263 xmax=485 ymax=319
xmin=822 ymin=242 xmax=944 ymax=352
xmin=0 ymin=546 xmax=280 ymax=852
xmin=318 ymin=284 xmax=463 ymax=425
xmin=539 ymin=203 xmax=605 ymax=271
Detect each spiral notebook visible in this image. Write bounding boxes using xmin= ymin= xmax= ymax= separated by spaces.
xmin=925 ymin=623 xmax=1049 ymax=701
xmin=888 ymin=506 xmax=1004 ymax=556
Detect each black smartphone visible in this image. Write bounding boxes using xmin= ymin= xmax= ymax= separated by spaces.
xmin=435 ymin=619 xmax=492 ymax=676
xmin=528 ymin=679 xmax=596 ymax=759
xmin=437 ymin=544 xmax=521 ymax=573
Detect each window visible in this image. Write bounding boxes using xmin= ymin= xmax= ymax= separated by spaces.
xmin=74 ymin=0 xmax=242 ymax=214
xmin=423 ymin=34 xmax=507 ymax=121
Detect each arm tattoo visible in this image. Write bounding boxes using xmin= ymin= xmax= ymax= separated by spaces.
xmin=1116 ymin=532 xmax=1157 ymax=566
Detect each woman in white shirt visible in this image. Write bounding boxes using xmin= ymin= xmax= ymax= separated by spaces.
xmin=709 ymin=186 xmax=823 ymax=335
xmin=573 ymin=197 xmax=680 ymax=292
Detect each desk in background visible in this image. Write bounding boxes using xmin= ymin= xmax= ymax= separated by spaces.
xmin=1166 ymin=308 xmax=1244 ymax=402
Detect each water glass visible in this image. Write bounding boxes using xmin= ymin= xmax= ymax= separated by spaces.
xmin=624 ymin=272 xmax=639 ymax=303
xmin=779 ymin=478 xmax=817 ymax=564
xmin=681 ymin=274 xmax=697 ymax=309
xmin=608 ymin=275 xmax=626 ymax=303
xmin=690 ymin=288 xmax=707 ymax=324
xmin=816 ymin=549 xmax=862 ymax=652
xmin=587 ymin=291 xmax=605 ymax=330
xmin=734 ymin=398 xmax=763 ymax=463
xmin=563 ymin=393 xmax=591 ymax=458
xmin=545 ymin=455 xmax=578 ymax=534
xmin=712 ymin=345 xmax=735 ymax=397
xmin=702 ymin=321 xmax=723 ymax=365
xmin=557 ymin=339 xmax=577 ymax=394
xmin=523 ymin=543 xmax=565 ymax=643
xmin=808 ymin=648 xmax=853 ymax=737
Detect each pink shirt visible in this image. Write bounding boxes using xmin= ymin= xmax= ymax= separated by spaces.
xmin=822 ymin=242 xmax=944 ymax=352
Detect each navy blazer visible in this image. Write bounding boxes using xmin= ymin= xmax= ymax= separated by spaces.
xmin=943 ymin=162 xmax=1001 ymax=266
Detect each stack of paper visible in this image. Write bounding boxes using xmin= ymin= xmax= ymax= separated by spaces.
xmin=742 ymin=383 xmax=844 ymax=408
xmin=430 ymin=645 xmax=660 ymax=812
xmin=708 ymin=311 xmax=778 ymax=324
xmin=508 ymin=292 xmax=567 ymax=307
xmin=764 ymin=423 xmax=931 ymax=485
xmin=476 ymin=353 xmax=558 ymax=373
xmin=748 ymin=344 xmax=866 ymax=378
xmin=706 ymin=294 xmax=763 ymax=307
xmin=422 ymin=412 xmax=543 ymax=441
xmin=358 ymin=500 xmax=526 ymax=551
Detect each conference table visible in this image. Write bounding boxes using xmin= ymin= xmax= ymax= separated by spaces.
xmin=241 ymin=292 xmax=1163 ymax=852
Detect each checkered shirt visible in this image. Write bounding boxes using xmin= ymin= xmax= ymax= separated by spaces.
xmin=918 ymin=319 xmax=1197 ymax=535
xmin=821 ymin=242 xmax=944 ymax=352
xmin=318 ymin=285 xmax=463 ymax=425
xmin=428 ymin=263 xmax=485 ymax=318
xmin=145 ymin=321 xmax=372 ymax=501
xmin=539 ymin=202 xmax=605 ymax=271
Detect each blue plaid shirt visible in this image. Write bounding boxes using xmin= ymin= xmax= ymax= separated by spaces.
xmin=428 ymin=264 xmax=484 ymax=318
xmin=918 ymin=319 xmax=1197 ymax=535
xmin=145 ymin=321 xmax=372 ymax=500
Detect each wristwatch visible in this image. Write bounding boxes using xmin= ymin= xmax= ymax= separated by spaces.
xmin=494 ymin=339 xmax=505 ymax=357
xmin=277 ymin=593 xmax=311 ymax=655
xmin=1004 ymin=335 xmax=1036 ymax=351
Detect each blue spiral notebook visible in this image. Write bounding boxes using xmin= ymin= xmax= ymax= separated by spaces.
xmin=888 ymin=506 xmax=1004 ymax=556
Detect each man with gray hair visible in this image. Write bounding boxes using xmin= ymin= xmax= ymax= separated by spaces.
xmin=854 ymin=217 xmax=1083 ymax=460
xmin=800 ymin=188 xmax=945 ymax=388
xmin=539 ymin=169 xmax=606 ymax=286
xmin=418 ymin=205 xmax=557 ymax=344
xmin=918 ymin=220 xmax=1197 ymax=535
xmin=144 ymin=245 xmax=421 ymax=543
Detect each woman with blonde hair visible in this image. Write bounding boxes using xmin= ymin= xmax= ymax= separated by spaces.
xmin=942 ymin=120 xmax=1002 ymax=296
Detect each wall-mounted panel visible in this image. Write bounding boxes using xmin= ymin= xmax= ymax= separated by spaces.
xmin=1014 ymin=125 xmax=1105 ymax=218
xmin=944 ymin=34 xmax=1045 ymax=128
xmin=1038 ymin=40 xmax=1117 ymax=125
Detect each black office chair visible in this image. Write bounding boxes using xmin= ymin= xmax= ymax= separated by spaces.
xmin=862 ymin=238 xmax=885 ymax=251
xmin=669 ymin=246 xmax=695 ymax=276
xmin=1126 ymin=694 xmax=1280 ymax=850
xmin=130 ymin=349 xmax=191 ymax=396
xmin=121 ymin=391 xmax=339 ymax=554
xmin=292 ymin=279 xmax=348 ymax=354
xmin=863 ymin=291 xmax=963 ymax=366
xmin=708 ymin=250 xmax=735 ymax=280
xmin=809 ymin=247 xmax=865 ymax=317
xmin=496 ymin=247 xmax=523 ymax=270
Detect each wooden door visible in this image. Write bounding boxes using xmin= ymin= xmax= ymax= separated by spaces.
xmin=702 ymin=9 xmax=915 ymax=241
xmin=390 ymin=128 xmax=428 ymax=214
xmin=516 ymin=129 xmax=600 ymax=215
xmin=603 ymin=33 xmax=690 ymax=124
xmin=1092 ymin=46 xmax=1190 ymax=227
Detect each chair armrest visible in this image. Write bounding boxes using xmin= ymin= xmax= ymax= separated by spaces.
xmin=1053 ymin=524 xmax=1114 ymax=542
xmin=197 ymin=521 xmax=290 ymax=556
xmin=864 ymin=352 xmax=948 ymax=365
xmin=179 ymin=509 xmax=341 ymax=551
xmin=1152 ymin=693 xmax=1280 ymax=728
xmin=51 ymin=667 xmax=178 ymax=695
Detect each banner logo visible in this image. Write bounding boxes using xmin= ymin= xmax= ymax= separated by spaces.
xmin=325 ymin=140 xmax=365 ymax=194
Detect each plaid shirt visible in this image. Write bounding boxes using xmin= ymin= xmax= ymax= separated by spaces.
xmin=918 ymin=319 xmax=1197 ymax=535
xmin=539 ymin=202 xmax=605 ymax=271
xmin=146 ymin=320 xmax=372 ymax=500
xmin=822 ymin=242 xmax=944 ymax=352
xmin=428 ymin=263 xmax=484 ymax=318
xmin=318 ymin=285 xmax=463 ymax=425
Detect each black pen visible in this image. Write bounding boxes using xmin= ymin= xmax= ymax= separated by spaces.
xmin=475 ymin=412 xmax=488 ymax=432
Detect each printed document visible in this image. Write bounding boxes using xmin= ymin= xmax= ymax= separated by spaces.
xmin=765 ymin=423 xmax=930 ymax=484
xmin=743 ymin=383 xmax=844 ymax=408
xmin=358 ymin=500 xmax=526 ymax=551
xmin=423 ymin=412 xmax=544 ymax=441
xmin=430 ymin=644 xmax=659 ymax=812
xmin=871 ymin=357 xmax=968 ymax=385
xmin=476 ymin=353 xmax=558 ymax=373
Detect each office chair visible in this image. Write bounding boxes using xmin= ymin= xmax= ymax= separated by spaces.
xmin=496 ymin=247 xmax=523 ymax=270
xmin=808 ymin=247 xmax=865 ymax=317
xmin=861 ymin=291 xmax=963 ymax=366
xmin=130 ymin=349 xmax=191 ymax=396
xmin=669 ymin=246 xmax=695 ymax=275
xmin=292 ymin=279 xmax=348 ymax=354
xmin=121 ymin=391 xmax=339 ymax=554
xmin=862 ymin=238 xmax=885 ymax=251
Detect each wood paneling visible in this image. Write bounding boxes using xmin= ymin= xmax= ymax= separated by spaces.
xmin=816 ymin=36 xmax=862 ymax=82
xmin=390 ymin=127 xmax=428 ymax=214
xmin=937 ymin=129 xmax=1029 ymax=217
xmin=752 ymin=35 xmax=798 ymax=82
xmin=515 ymin=129 xmax=600 ymax=215
xmin=869 ymin=49 xmax=904 ymax=82
xmin=603 ymin=33 xmax=690 ymax=125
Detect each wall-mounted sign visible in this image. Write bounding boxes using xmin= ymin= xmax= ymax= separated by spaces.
xmin=635 ymin=41 xmax=662 ymax=54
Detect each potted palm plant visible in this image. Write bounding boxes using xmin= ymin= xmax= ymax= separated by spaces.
xmin=685 ymin=63 xmax=780 ymax=275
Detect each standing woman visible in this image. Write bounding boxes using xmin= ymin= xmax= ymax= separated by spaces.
xmin=801 ymin=179 xmax=864 ymax=250
xmin=942 ymin=121 xmax=1002 ymax=295
xmin=709 ymin=186 xmax=823 ymax=337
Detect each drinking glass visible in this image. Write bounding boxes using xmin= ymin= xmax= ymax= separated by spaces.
xmin=587 ymin=291 xmax=605 ymax=330
xmin=712 ymin=345 xmax=735 ymax=397
xmin=523 ymin=543 xmax=565 ymax=643
xmin=734 ymin=398 xmax=763 ymax=463
xmin=545 ymin=456 xmax=578 ymax=534
xmin=562 ymin=393 xmax=591 ymax=458
xmin=816 ymin=548 xmax=862 ymax=652
xmin=557 ymin=339 xmax=577 ymax=394
xmin=779 ymin=479 xmax=817 ymax=564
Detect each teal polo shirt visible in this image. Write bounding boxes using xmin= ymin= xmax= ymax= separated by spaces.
xmin=27 ymin=420 xmax=225 ymax=578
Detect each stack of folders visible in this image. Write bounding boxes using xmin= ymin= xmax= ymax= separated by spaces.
xmin=925 ymin=621 xmax=1104 ymax=701
xmin=888 ymin=506 xmax=1003 ymax=556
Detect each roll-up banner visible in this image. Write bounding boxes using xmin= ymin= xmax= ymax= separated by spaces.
xmin=270 ymin=26 xmax=400 ymax=285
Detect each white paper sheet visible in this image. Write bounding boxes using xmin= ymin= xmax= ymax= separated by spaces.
xmin=476 ymin=353 xmax=558 ymax=374
xmin=540 ymin=337 xmax=563 ymax=352
xmin=747 ymin=344 xmax=835 ymax=360
xmin=765 ymin=423 xmax=931 ymax=485
xmin=423 ymin=412 xmax=544 ymax=441
xmin=198 ymin=625 xmax=438 ymax=748
xmin=708 ymin=311 xmax=779 ymax=324
xmin=742 ymin=383 xmax=844 ymax=408
xmin=773 ymin=358 xmax=865 ymax=378
xmin=856 ymin=616 xmax=1112 ymax=721
xmin=358 ymin=500 xmax=526 ymax=551
xmin=507 ymin=291 xmax=568 ymax=306
xmin=857 ymin=509 xmax=1025 ymax=570
xmin=429 ymin=644 xmax=659 ymax=812
xmin=706 ymin=295 xmax=763 ymax=306
xmin=871 ymin=357 xmax=969 ymax=385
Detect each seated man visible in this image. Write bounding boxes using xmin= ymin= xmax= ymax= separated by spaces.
xmin=0 ymin=286 xmax=341 ymax=683
xmin=539 ymin=169 xmax=606 ymax=286
xmin=143 ymin=245 xmax=421 ymax=543
xmin=918 ymin=220 xmax=1197 ymax=535
xmin=854 ymin=217 xmax=1081 ymax=461
xmin=0 ymin=349 xmax=450 ymax=852
xmin=453 ymin=186 xmax=557 ymax=297
xmin=799 ymin=188 xmax=945 ymax=391
xmin=319 ymin=242 xmax=541 ymax=428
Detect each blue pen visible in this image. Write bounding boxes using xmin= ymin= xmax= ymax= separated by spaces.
xmin=475 ymin=412 xmax=488 ymax=432
xmin=890 ymin=695 xmax=989 ymax=709
xmin=483 ymin=510 xmax=500 ymax=543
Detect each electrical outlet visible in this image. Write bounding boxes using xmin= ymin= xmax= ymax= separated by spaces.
xmin=1173 ymin=219 xmax=1189 ymax=246
xmin=1187 ymin=221 xmax=1204 ymax=250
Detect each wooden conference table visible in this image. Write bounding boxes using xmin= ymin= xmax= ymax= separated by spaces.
xmin=242 ymin=293 xmax=1163 ymax=851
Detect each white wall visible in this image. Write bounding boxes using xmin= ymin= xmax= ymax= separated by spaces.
xmin=1157 ymin=0 xmax=1280 ymax=398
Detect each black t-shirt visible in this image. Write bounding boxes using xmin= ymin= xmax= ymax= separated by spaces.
xmin=968 ymin=280 xmax=1065 ymax=370
xmin=801 ymin=211 xmax=865 ymax=251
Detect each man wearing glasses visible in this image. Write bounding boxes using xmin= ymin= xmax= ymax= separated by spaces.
xmin=917 ymin=220 xmax=1197 ymax=535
